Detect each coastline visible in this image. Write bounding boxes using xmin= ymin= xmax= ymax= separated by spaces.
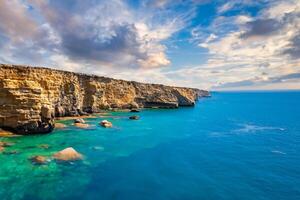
xmin=0 ymin=64 xmax=209 ymax=135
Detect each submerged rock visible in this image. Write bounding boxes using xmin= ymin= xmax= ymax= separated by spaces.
xmin=4 ymin=150 xmax=18 ymax=155
xmin=53 ymin=147 xmax=83 ymax=161
xmin=31 ymin=156 xmax=48 ymax=164
xmin=74 ymin=123 xmax=90 ymax=129
xmin=129 ymin=115 xmax=140 ymax=120
xmin=73 ymin=118 xmax=89 ymax=128
xmin=0 ymin=146 xmax=4 ymax=152
xmin=38 ymin=144 xmax=50 ymax=149
xmin=100 ymin=120 xmax=112 ymax=128
xmin=130 ymin=109 xmax=140 ymax=113
xmin=0 ymin=141 xmax=14 ymax=147
xmin=55 ymin=123 xmax=67 ymax=129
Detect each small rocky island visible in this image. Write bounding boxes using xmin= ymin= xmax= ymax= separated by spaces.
xmin=0 ymin=64 xmax=209 ymax=134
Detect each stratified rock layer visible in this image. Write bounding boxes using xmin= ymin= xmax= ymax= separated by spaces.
xmin=0 ymin=64 xmax=209 ymax=134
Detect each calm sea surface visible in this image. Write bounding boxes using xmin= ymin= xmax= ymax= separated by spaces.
xmin=0 ymin=91 xmax=300 ymax=200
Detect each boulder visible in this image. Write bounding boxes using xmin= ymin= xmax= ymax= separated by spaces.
xmin=129 ymin=115 xmax=140 ymax=120
xmin=31 ymin=156 xmax=48 ymax=164
xmin=41 ymin=105 xmax=54 ymax=119
xmin=130 ymin=109 xmax=140 ymax=113
xmin=100 ymin=120 xmax=112 ymax=128
xmin=74 ymin=123 xmax=90 ymax=129
xmin=53 ymin=147 xmax=83 ymax=161
xmin=55 ymin=123 xmax=67 ymax=129
xmin=55 ymin=105 xmax=65 ymax=117
xmin=74 ymin=118 xmax=85 ymax=124
xmin=77 ymin=109 xmax=88 ymax=116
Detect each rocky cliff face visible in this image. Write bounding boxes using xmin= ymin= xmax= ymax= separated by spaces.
xmin=0 ymin=64 xmax=209 ymax=134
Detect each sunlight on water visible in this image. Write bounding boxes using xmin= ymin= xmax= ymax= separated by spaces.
xmin=1 ymin=91 xmax=300 ymax=200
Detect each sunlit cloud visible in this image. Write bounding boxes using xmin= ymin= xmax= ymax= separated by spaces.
xmin=0 ymin=0 xmax=299 ymax=90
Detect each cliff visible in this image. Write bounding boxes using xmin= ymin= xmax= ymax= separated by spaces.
xmin=0 ymin=64 xmax=209 ymax=134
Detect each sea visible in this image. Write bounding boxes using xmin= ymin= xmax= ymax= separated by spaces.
xmin=0 ymin=91 xmax=300 ymax=200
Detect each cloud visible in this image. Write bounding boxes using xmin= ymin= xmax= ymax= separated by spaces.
xmin=144 ymin=0 xmax=211 ymax=8
xmin=0 ymin=0 xmax=37 ymax=41
xmin=0 ymin=0 xmax=299 ymax=90
xmin=189 ymin=0 xmax=300 ymax=90
xmin=218 ymin=2 xmax=235 ymax=14
xmin=282 ymin=32 xmax=300 ymax=59
xmin=214 ymin=72 xmax=300 ymax=90
xmin=1 ymin=0 xmax=192 ymax=69
xmin=241 ymin=19 xmax=282 ymax=37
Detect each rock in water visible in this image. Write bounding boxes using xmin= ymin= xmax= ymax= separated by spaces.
xmin=74 ymin=118 xmax=85 ymax=124
xmin=129 ymin=116 xmax=140 ymax=120
xmin=100 ymin=120 xmax=113 ymax=128
xmin=53 ymin=147 xmax=83 ymax=161
xmin=0 ymin=142 xmax=14 ymax=147
xmin=31 ymin=156 xmax=48 ymax=164
xmin=38 ymin=144 xmax=50 ymax=149
xmin=0 ymin=129 xmax=15 ymax=137
xmin=0 ymin=146 xmax=4 ymax=152
xmin=55 ymin=123 xmax=67 ymax=129
xmin=3 ymin=150 xmax=18 ymax=155
xmin=74 ymin=123 xmax=90 ymax=129
xmin=73 ymin=118 xmax=89 ymax=128
xmin=130 ymin=109 xmax=140 ymax=113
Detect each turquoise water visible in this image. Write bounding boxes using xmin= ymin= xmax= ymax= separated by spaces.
xmin=1 ymin=91 xmax=300 ymax=200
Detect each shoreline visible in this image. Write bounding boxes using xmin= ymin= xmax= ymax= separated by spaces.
xmin=0 ymin=64 xmax=209 ymax=135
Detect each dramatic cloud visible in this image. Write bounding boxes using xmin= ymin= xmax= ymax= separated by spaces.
xmin=0 ymin=0 xmax=37 ymax=40
xmin=241 ymin=19 xmax=282 ymax=37
xmin=282 ymin=32 xmax=300 ymax=59
xmin=0 ymin=0 xmax=299 ymax=90
xmin=190 ymin=0 xmax=300 ymax=90
xmin=0 ymin=0 xmax=192 ymax=69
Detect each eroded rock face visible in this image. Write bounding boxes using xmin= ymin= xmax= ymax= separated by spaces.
xmin=0 ymin=64 xmax=209 ymax=134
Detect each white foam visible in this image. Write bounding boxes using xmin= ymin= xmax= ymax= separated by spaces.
xmin=271 ymin=150 xmax=286 ymax=155
xmin=234 ymin=124 xmax=285 ymax=133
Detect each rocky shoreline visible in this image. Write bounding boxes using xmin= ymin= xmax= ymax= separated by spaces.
xmin=0 ymin=64 xmax=210 ymax=135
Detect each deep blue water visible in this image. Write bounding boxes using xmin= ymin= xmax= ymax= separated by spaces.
xmin=1 ymin=91 xmax=300 ymax=200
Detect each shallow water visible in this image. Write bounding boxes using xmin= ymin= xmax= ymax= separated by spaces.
xmin=1 ymin=91 xmax=300 ymax=200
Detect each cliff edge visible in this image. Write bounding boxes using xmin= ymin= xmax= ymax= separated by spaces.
xmin=0 ymin=64 xmax=209 ymax=134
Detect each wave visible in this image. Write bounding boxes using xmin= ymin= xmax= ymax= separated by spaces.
xmin=234 ymin=124 xmax=285 ymax=133
xmin=271 ymin=150 xmax=286 ymax=155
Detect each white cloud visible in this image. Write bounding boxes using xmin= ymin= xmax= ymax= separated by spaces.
xmin=1 ymin=0 xmax=299 ymax=91
xmin=189 ymin=0 xmax=300 ymax=90
xmin=0 ymin=0 xmax=191 ymax=70
xmin=218 ymin=2 xmax=235 ymax=14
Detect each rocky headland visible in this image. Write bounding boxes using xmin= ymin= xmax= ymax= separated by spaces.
xmin=0 ymin=64 xmax=209 ymax=134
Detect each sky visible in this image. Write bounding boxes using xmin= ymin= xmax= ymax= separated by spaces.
xmin=0 ymin=0 xmax=299 ymax=90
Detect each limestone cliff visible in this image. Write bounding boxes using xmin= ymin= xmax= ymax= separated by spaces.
xmin=0 ymin=64 xmax=209 ymax=134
